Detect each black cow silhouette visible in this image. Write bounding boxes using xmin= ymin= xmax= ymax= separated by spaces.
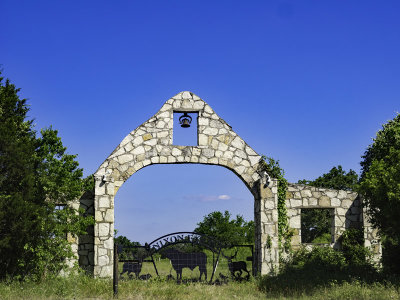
xmin=120 ymin=261 xmax=142 ymax=279
xmin=222 ymin=249 xmax=250 ymax=279
xmin=162 ymin=248 xmax=207 ymax=281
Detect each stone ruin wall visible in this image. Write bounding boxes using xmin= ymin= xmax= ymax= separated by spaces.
xmin=286 ymin=183 xmax=381 ymax=260
xmin=68 ymin=91 xmax=381 ymax=277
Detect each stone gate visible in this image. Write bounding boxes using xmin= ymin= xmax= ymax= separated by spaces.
xmin=74 ymin=91 xmax=381 ymax=277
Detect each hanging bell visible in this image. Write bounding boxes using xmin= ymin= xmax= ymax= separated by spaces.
xmin=179 ymin=112 xmax=192 ymax=128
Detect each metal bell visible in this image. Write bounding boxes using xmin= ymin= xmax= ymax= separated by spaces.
xmin=179 ymin=113 xmax=192 ymax=128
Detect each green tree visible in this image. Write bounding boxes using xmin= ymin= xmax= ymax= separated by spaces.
xmin=0 ymin=72 xmax=93 ymax=280
xmin=298 ymin=165 xmax=358 ymax=191
xmin=194 ymin=211 xmax=254 ymax=246
xmin=0 ymin=73 xmax=39 ymax=278
xmin=359 ymin=113 xmax=400 ymax=273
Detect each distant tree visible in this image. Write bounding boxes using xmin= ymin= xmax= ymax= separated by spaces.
xmin=359 ymin=113 xmax=400 ymax=273
xmin=115 ymin=235 xmax=141 ymax=248
xmin=298 ymin=165 xmax=358 ymax=191
xmin=194 ymin=211 xmax=254 ymax=246
xmin=0 ymin=71 xmax=93 ymax=280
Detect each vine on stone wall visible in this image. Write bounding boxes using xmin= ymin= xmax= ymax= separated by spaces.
xmin=260 ymin=156 xmax=293 ymax=253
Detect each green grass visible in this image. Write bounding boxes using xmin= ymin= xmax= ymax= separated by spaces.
xmin=1 ymin=274 xmax=400 ymax=300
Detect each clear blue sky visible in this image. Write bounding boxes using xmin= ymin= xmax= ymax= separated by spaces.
xmin=1 ymin=1 xmax=399 ymax=243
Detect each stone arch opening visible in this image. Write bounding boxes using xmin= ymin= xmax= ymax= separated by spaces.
xmin=90 ymin=92 xmax=279 ymax=277
xmin=114 ymin=163 xmax=255 ymax=245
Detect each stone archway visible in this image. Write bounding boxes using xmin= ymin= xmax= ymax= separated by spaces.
xmin=90 ymin=91 xmax=279 ymax=277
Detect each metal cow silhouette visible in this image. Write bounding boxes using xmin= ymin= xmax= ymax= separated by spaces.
xmin=222 ymin=249 xmax=250 ymax=279
xmin=162 ymin=248 xmax=207 ymax=281
xmin=120 ymin=261 xmax=142 ymax=279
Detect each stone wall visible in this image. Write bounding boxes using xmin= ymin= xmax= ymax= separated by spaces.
xmin=256 ymin=179 xmax=279 ymax=274
xmin=91 ymin=91 xmax=275 ymax=277
xmin=72 ymin=91 xmax=381 ymax=278
xmin=286 ymin=183 xmax=381 ymax=260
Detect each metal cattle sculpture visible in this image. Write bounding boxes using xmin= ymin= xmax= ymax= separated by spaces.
xmin=120 ymin=261 xmax=142 ymax=279
xmin=222 ymin=249 xmax=250 ymax=280
xmin=162 ymin=247 xmax=207 ymax=281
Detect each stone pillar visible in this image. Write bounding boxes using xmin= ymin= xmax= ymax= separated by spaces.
xmin=93 ymin=176 xmax=115 ymax=277
xmin=362 ymin=202 xmax=382 ymax=264
xmin=257 ymin=179 xmax=279 ymax=275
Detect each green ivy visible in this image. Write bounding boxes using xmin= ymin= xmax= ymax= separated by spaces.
xmin=259 ymin=156 xmax=293 ymax=253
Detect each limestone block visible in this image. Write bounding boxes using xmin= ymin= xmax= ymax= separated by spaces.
xmin=203 ymin=127 xmax=218 ymax=135
xmin=199 ymin=156 xmax=208 ymax=163
xmin=249 ymin=156 xmax=259 ymax=166
xmin=193 ymin=101 xmax=204 ymax=109
xmin=265 ymin=199 xmax=275 ymax=210
xmin=300 ymin=189 xmax=312 ymax=198
xmin=306 ymin=192 xmax=321 ymax=206
xmin=211 ymin=139 xmax=219 ymax=149
xmin=236 ymin=149 xmax=247 ymax=159
xmin=104 ymin=237 xmax=113 ymax=249
xmin=202 ymin=148 xmax=214 ymax=158
xmin=120 ymin=134 xmax=133 ymax=146
xmin=290 ymin=199 xmax=302 ymax=208
xmin=168 ymin=156 xmax=176 ymax=163
xmin=104 ymin=210 xmax=114 ymax=222
xmin=336 ymin=207 xmax=347 ymax=216
xmin=133 ymin=136 xmax=142 ymax=145
xmin=210 ymin=120 xmax=224 ymax=128
xmin=331 ymin=198 xmax=341 ymax=207
xmin=312 ymin=191 xmax=322 ymax=198
xmin=231 ymin=137 xmax=245 ymax=150
xmin=245 ymin=146 xmax=257 ymax=156
xmin=209 ymin=157 xmax=218 ymax=164
xmin=233 ymin=156 xmax=242 ymax=165
xmin=223 ymin=151 xmax=234 ymax=160
xmin=235 ymin=165 xmax=246 ymax=175
xmin=219 ymin=143 xmax=228 ymax=151
xmin=133 ymin=146 xmax=145 ymax=155
xmin=337 ymin=190 xmax=347 ymax=199
xmin=172 ymin=148 xmax=182 ymax=156
xmin=326 ymin=190 xmax=338 ymax=198
xmin=319 ymin=196 xmax=331 ymax=207
xmin=99 ymin=265 xmax=113 ymax=278
xmin=98 ymin=223 xmax=110 ymax=237
xmin=156 ymin=121 xmax=165 ymax=129
xmin=124 ymin=142 xmax=135 ymax=152
xmin=198 ymin=134 xmax=208 ymax=145
xmin=99 ymin=196 xmax=110 ymax=208
xmin=204 ymin=105 xmax=213 ymax=114
xmin=342 ymin=199 xmax=353 ymax=208
xmin=111 ymin=148 xmax=124 ymax=157
xmin=290 ymin=215 xmax=301 ymax=228
xmin=118 ymin=154 xmax=133 ymax=164
xmin=241 ymin=160 xmax=250 ymax=167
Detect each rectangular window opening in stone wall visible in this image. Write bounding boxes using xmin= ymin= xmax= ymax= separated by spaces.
xmin=301 ymin=208 xmax=334 ymax=244
xmin=173 ymin=112 xmax=198 ymax=146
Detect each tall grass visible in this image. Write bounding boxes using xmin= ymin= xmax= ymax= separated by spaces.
xmin=0 ymin=273 xmax=400 ymax=299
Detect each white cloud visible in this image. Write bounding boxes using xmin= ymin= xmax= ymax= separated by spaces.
xmin=184 ymin=194 xmax=232 ymax=202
